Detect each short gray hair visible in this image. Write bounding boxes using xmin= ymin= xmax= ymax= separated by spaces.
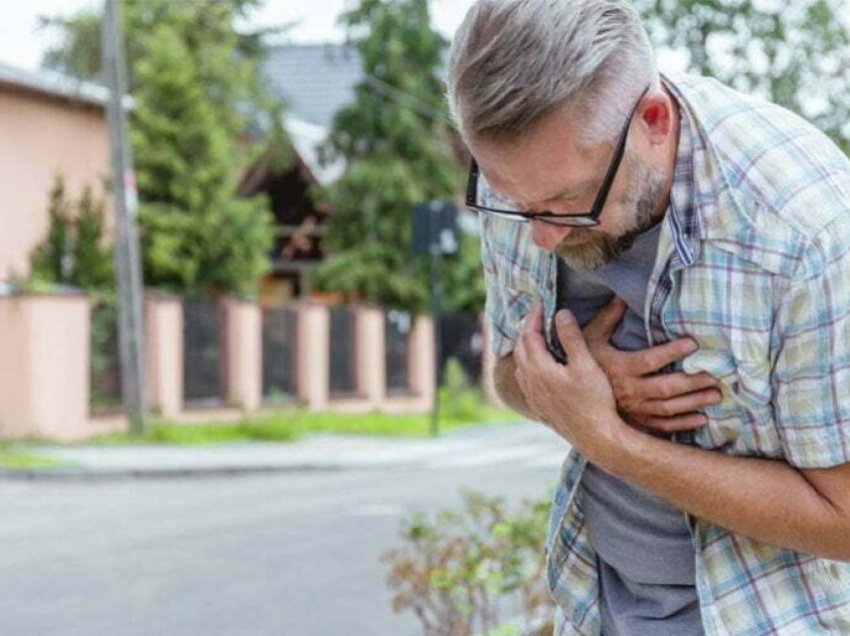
xmin=447 ymin=0 xmax=659 ymax=146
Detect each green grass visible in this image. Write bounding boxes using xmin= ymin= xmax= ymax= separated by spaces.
xmin=0 ymin=444 xmax=68 ymax=469
xmin=89 ymin=402 xmax=519 ymax=447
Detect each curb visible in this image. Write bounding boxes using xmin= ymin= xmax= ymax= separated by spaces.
xmin=0 ymin=463 xmax=366 ymax=482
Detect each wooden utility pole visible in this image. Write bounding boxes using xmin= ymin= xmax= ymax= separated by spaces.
xmin=102 ymin=0 xmax=148 ymax=435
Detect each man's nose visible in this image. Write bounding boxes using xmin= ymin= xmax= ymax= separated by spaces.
xmin=530 ymin=220 xmax=572 ymax=251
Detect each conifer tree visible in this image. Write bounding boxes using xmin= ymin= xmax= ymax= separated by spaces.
xmin=30 ymin=177 xmax=73 ymax=286
xmin=41 ymin=0 xmax=281 ymax=298
xmin=312 ymin=0 xmax=484 ymax=314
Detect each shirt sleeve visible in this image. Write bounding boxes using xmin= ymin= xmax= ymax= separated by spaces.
xmin=772 ymin=214 xmax=850 ymax=469
xmin=479 ymin=216 xmax=535 ymax=359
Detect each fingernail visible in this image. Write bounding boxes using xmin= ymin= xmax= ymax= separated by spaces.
xmin=556 ymin=310 xmax=574 ymax=325
xmin=683 ymin=339 xmax=699 ymax=353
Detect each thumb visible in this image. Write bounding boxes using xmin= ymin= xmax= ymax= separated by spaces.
xmin=555 ymin=310 xmax=593 ymax=366
xmin=583 ymin=296 xmax=627 ymax=344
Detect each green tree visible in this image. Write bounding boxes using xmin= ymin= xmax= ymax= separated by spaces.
xmin=72 ymin=184 xmax=115 ymax=291
xmin=30 ymin=176 xmax=114 ymax=293
xmin=41 ymin=0 xmax=285 ymax=298
xmin=635 ymin=0 xmax=850 ymax=154
xmin=30 ymin=177 xmax=73 ymax=286
xmin=311 ymin=0 xmax=483 ymax=314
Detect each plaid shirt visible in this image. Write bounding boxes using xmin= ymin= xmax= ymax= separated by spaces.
xmin=478 ymin=74 xmax=850 ymax=635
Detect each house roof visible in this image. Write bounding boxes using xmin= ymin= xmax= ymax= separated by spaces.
xmin=285 ymin=116 xmax=345 ymax=186
xmin=0 ymin=61 xmax=132 ymax=109
xmin=263 ymin=44 xmax=363 ymax=129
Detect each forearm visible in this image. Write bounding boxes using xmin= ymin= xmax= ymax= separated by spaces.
xmin=589 ymin=419 xmax=850 ymax=561
xmin=493 ymin=353 xmax=539 ymax=421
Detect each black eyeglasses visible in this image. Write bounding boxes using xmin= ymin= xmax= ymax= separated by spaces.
xmin=465 ymin=86 xmax=650 ymax=228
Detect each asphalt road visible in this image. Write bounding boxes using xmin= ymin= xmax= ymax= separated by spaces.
xmin=0 ymin=427 xmax=566 ymax=636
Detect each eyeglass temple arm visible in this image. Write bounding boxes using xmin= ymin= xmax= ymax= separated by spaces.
xmin=466 ymin=159 xmax=480 ymax=205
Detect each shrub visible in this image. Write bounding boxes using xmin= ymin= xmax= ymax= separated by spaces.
xmin=383 ymin=490 xmax=554 ymax=636
xmin=439 ymin=357 xmax=483 ymax=423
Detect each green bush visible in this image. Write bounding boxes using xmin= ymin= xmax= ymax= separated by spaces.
xmin=383 ymin=490 xmax=554 ymax=636
xmin=29 ymin=176 xmax=114 ymax=292
xmin=439 ymin=358 xmax=484 ymax=423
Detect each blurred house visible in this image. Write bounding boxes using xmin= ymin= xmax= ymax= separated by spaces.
xmin=244 ymin=44 xmax=465 ymax=306
xmin=242 ymin=44 xmax=361 ymax=306
xmin=0 ymin=62 xmax=119 ymax=284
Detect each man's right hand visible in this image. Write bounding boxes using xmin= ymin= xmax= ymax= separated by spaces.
xmin=583 ymin=297 xmax=721 ymax=433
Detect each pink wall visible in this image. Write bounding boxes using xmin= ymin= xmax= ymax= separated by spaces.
xmin=0 ymin=293 xmax=91 ymax=441
xmin=0 ymin=87 xmax=112 ymax=281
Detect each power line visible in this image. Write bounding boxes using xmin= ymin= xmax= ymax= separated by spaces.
xmin=362 ymin=73 xmax=455 ymax=125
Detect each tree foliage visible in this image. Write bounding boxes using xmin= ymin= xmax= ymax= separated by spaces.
xmin=311 ymin=0 xmax=484 ymax=314
xmin=41 ymin=0 xmax=284 ymax=298
xmin=30 ymin=176 xmax=114 ymax=293
xmin=636 ymin=0 xmax=850 ymax=154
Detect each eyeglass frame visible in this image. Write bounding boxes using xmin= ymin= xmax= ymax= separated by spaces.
xmin=465 ymin=86 xmax=651 ymax=228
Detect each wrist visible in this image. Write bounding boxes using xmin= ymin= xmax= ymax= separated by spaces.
xmin=576 ymin=412 xmax=632 ymax=468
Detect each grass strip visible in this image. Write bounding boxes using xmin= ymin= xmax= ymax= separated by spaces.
xmin=89 ymin=405 xmax=519 ymax=446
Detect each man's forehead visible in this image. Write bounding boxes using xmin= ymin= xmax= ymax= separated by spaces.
xmin=474 ymin=137 xmax=600 ymax=205
xmin=470 ymin=105 xmax=605 ymax=202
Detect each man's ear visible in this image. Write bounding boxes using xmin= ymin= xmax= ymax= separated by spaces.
xmin=639 ymin=92 xmax=674 ymax=146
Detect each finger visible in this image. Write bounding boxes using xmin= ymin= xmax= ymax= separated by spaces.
xmin=554 ymin=310 xmax=593 ymax=367
xmin=638 ymin=413 xmax=709 ymax=433
xmin=639 ymin=388 xmax=723 ymax=417
xmin=635 ymin=372 xmax=718 ymax=400
xmin=528 ymin=303 xmax=544 ymax=335
xmin=523 ymin=310 xmax=561 ymax=368
xmin=513 ymin=334 xmax=528 ymax=371
xmin=622 ymin=338 xmax=700 ymax=375
xmin=583 ymin=296 xmax=628 ymax=343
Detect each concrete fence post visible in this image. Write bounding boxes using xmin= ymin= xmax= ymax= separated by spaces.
xmin=144 ymin=290 xmax=183 ymax=419
xmin=354 ymin=304 xmax=386 ymax=407
xmin=295 ymin=300 xmax=330 ymax=410
xmin=408 ymin=314 xmax=436 ymax=404
xmin=223 ymin=298 xmax=262 ymax=412
xmin=0 ymin=292 xmax=91 ymax=441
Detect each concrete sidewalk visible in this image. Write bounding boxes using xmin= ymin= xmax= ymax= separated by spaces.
xmin=1 ymin=422 xmax=568 ymax=480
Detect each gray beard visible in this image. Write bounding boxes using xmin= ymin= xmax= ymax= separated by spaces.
xmin=555 ymin=159 xmax=666 ymax=272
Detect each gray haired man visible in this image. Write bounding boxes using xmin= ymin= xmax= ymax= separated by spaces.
xmin=448 ymin=1 xmax=850 ymax=634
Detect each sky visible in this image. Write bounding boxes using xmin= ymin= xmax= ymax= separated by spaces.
xmin=0 ymin=0 xmax=477 ymax=71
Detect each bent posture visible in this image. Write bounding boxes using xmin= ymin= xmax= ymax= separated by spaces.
xmin=448 ymin=1 xmax=850 ymax=634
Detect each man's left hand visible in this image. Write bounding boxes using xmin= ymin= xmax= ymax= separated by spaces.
xmin=513 ymin=303 xmax=626 ymax=458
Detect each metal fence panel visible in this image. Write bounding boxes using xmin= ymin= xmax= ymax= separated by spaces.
xmin=385 ymin=310 xmax=412 ymax=394
xmin=329 ymin=305 xmax=356 ymax=395
xmin=90 ymin=298 xmax=123 ymax=413
xmin=262 ymin=306 xmax=297 ymax=403
xmin=439 ymin=312 xmax=484 ymax=385
xmin=183 ymin=299 xmax=226 ymax=407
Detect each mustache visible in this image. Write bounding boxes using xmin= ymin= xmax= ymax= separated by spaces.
xmin=558 ymin=228 xmax=596 ymax=244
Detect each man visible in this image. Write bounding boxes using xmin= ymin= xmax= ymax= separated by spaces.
xmin=447 ymin=1 xmax=850 ymax=634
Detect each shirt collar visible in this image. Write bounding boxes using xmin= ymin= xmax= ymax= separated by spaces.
xmin=663 ymin=75 xmax=702 ymax=270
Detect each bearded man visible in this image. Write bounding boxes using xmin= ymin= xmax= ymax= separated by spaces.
xmin=447 ymin=1 xmax=850 ymax=634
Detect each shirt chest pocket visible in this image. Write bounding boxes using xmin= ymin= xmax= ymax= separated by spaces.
xmin=682 ymin=348 xmax=784 ymax=458
xmin=665 ymin=259 xmax=786 ymax=457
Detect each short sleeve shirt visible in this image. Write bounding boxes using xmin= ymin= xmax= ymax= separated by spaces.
xmin=478 ymin=74 xmax=850 ymax=635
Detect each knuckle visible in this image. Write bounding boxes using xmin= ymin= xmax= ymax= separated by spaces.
xmin=652 ymin=419 xmax=673 ymax=433
xmin=656 ymin=381 xmax=675 ymax=399
xmin=645 ymin=418 xmax=666 ymax=432
xmin=613 ymin=380 xmax=632 ymax=401
xmin=657 ymin=402 xmax=674 ymax=417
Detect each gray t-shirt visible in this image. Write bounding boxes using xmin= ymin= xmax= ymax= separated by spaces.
xmin=557 ymin=222 xmax=703 ymax=635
